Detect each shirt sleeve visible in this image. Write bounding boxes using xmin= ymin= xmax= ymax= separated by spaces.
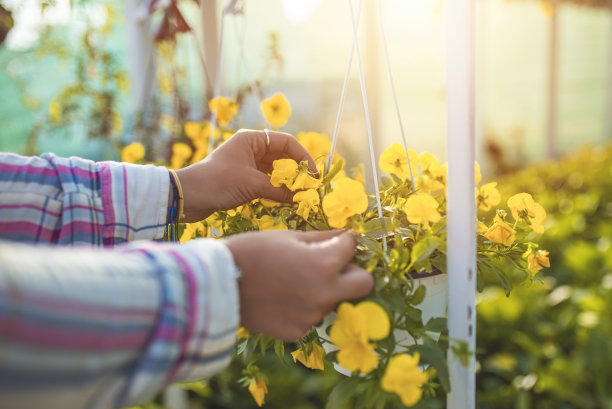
xmin=0 ymin=237 xmax=240 ymax=409
xmin=0 ymin=152 xmax=170 ymax=246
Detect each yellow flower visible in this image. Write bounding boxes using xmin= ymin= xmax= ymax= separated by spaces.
xmin=261 ymin=92 xmax=291 ymax=128
xmin=329 ymin=301 xmax=390 ymax=374
xmin=476 ymin=182 xmax=501 ymax=211
xmin=236 ymin=327 xmax=251 ymax=339
xmin=121 ymin=142 xmax=145 ymax=163
xmin=259 ymin=199 xmax=282 ymax=208
xmin=270 ymin=159 xmax=299 ymax=188
xmin=507 ymin=193 xmax=546 ymax=233
xmin=416 ymin=161 xmax=447 ymax=193
xmin=170 ymin=142 xmax=193 ymax=170
xmin=48 ymin=99 xmax=61 ymax=123
xmin=322 ymin=178 xmax=369 ymax=229
xmin=290 ymin=172 xmax=321 ymax=191
xmin=381 ymin=353 xmax=428 ymax=407
xmin=209 ymin=96 xmax=238 ymax=127
xmin=528 ymin=249 xmax=550 ymax=272
xmin=256 ymin=215 xmax=288 ymax=231
xmin=297 ymin=131 xmax=343 ymax=169
xmin=179 ymin=222 xmax=206 ymax=243
xmin=248 ymin=377 xmax=268 ymax=407
xmin=293 ymin=189 xmax=320 ymax=220
xmin=291 ymin=343 xmax=325 ymax=371
xmin=379 ymin=143 xmax=412 ymax=180
xmin=484 ymin=215 xmax=516 ymax=246
xmin=402 ymin=193 xmax=441 ymax=226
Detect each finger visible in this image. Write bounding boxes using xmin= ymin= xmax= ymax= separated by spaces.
xmin=263 ymin=131 xmax=317 ymax=173
xmin=294 ymin=229 xmax=346 ymax=243
xmin=333 ymin=264 xmax=375 ymax=302
xmin=255 ymin=172 xmax=294 ymax=203
xmin=309 ymin=231 xmax=357 ymax=270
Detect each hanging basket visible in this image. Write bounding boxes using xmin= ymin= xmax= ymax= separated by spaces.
xmin=316 ymin=272 xmax=447 ymax=376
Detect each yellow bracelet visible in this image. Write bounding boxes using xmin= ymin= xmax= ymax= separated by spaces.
xmin=169 ymin=169 xmax=185 ymax=221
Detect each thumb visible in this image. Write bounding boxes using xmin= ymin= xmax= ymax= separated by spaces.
xmin=334 ymin=264 xmax=374 ymax=302
xmin=254 ymin=172 xmax=294 ymax=203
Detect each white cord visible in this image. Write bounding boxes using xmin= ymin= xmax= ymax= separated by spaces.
xmin=347 ymin=0 xmax=386 ymax=252
xmin=327 ymin=1 xmax=362 ymax=174
xmin=378 ymin=0 xmax=416 ymax=192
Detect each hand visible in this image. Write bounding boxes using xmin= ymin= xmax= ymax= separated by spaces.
xmin=224 ymin=230 xmax=374 ymax=341
xmin=175 ymin=129 xmax=316 ymax=222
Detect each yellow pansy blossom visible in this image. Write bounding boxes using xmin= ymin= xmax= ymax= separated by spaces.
xmin=293 ymin=189 xmax=320 ymax=220
xmin=170 ymin=142 xmax=193 ymax=170
xmin=291 ymin=343 xmax=325 ymax=371
xmin=402 ymin=193 xmax=441 ymax=226
xmin=179 ymin=222 xmax=206 ymax=243
xmin=209 ymin=96 xmax=238 ymax=127
xmin=381 ymin=353 xmax=428 ymax=407
xmin=121 ymin=142 xmax=145 ymax=164
xmin=528 ymin=250 xmax=550 ymax=272
xmin=236 ymin=327 xmax=251 ymax=339
xmin=248 ymin=377 xmax=268 ymax=407
xmin=270 ymin=159 xmax=299 ymax=188
xmin=476 ymin=182 xmax=501 ymax=211
xmin=329 ymin=301 xmax=390 ymax=374
xmin=297 ymin=131 xmax=343 ymax=168
xmin=507 ymin=193 xmax=547 ymax=233
xmin=322 ymin=178 xmax=368 ymax=229
xmin=484 ymin=215 xmax=516 ymax=246
xmin=379 ymin=143 xmax=412 ymax=180
xmin=290 ymin=172 xmax=321 ymax=191
xmin=261 ymin=92 xmax=291 ymax=128
xmin=416 ymin=161 xmax=447 ymax=193
xmin=258 ymin=199 xmax=282 ymax=208
xmin=256 ymin=215 xmax=288 ymax=231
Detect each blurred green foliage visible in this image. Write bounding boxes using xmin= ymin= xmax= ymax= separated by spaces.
xmin=477 ymin=145 xmax=612 ymax=409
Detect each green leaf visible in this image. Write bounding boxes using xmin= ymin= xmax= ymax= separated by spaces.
xmin=425 ymin=317 xmax=447 ymax=333
xmin=273 ymin=339 xmax=285 ymax=360
xmin=408 ymin=236 xmax=442 ymax=270
xmin=360 ymin=217 xmax=400 ymax=238
xmin=413 ymin=338 xmax=451 ymax=393
xmin=322 ymin=159 xmax=345 ymax=185
xmin=326 ymin=378 xmax=357 ymax=409
xmin=411 ymin=284 xmax=427 ymax=306
xmin=386 ymin=287 xmax=407 ymax=313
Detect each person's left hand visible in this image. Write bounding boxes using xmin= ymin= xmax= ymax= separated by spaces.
xmin=175 ymin=129 xmax=316 ymax=222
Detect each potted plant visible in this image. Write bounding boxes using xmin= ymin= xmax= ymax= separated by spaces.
xmin=153 ymin=92 xmax=551 ymax=408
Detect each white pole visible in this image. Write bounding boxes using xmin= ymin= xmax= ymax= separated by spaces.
xmin=445 ymin=0 xmax=476 ymax=408
xmin=124 ymin=0 xmax=154 ymax=112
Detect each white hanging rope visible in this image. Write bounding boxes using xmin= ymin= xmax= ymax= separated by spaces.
xmin=208 ymin=12 xmax=226 ymax=152
xmin=377 ymin=0 xmax=416 ymax=192
xmin=326 ymin=0 xmax=362 ymax=174
xmin=346 ymin=0 xmax=386 ymax=251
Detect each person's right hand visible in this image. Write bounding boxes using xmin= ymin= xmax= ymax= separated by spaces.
xmin=224 ymin=229 xmax=374 ymax=341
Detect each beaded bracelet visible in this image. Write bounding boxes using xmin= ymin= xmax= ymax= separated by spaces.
xmin=165 ymin=171 xmax=180 ymax=242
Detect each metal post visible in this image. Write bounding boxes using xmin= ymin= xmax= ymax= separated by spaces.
xmin=446 ymin=0 xmax=476 ymax=408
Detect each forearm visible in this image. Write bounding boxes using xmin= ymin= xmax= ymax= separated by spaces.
xmin=0 ymin=238 xmax=239 ymax=409
xmin=0 ymin=153 xmax=170 ymax=246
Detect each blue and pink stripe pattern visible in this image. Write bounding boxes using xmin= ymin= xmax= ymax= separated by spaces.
xmin=0 ymin=153 xmax=240 ymax=408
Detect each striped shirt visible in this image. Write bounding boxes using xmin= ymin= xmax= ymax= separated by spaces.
xmin=0 ymin=153 xmax=239 ymax=409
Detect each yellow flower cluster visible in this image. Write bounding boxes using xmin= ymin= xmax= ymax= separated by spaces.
xmin=121 ymin=142 xmax=145 ymax=164
xmin=209 ymin=96 xmax=238 ymax=127
xmin=291 ymin=344 xmax=325 ymax=371
xmin=483 ymin=193 xmax=547 ymax=246
xmin=329 ymin=301 xmax=390 ymax=374
xmin=248 ymin=377 xmax=268 ymax=407
xmin=269 ymin=159 xmax=322 ymax=222
xmin=322 ymin=178 xmax=368 ymax=228
xmin=381 ymin=353 xmax=428 ymax=407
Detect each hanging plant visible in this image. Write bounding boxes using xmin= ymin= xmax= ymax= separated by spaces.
xmin=162 ymin=92 xmax=551 ymax=408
